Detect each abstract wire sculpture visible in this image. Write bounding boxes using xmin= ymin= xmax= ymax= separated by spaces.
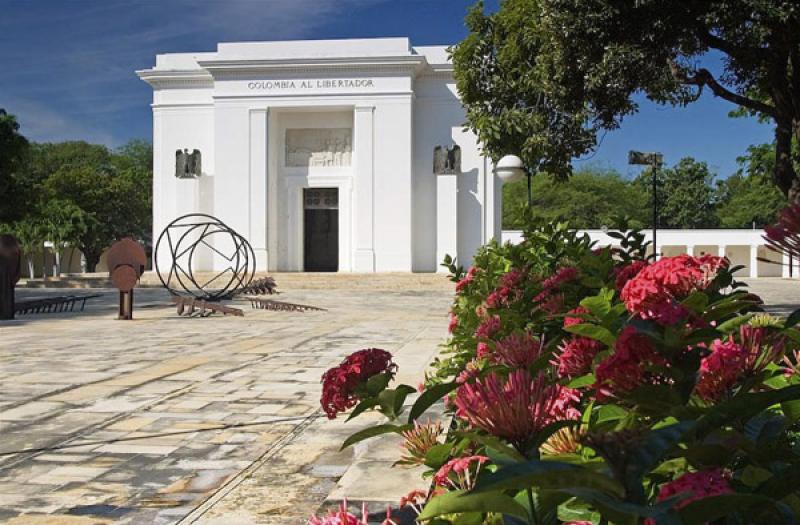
xmin=154 ymin=214 xmax=255 ymax=301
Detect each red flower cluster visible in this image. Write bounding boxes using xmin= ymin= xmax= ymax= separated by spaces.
xmin=555 ymin=336 xmax=603 ymax=379
xmin=475 ymin=315 xmax=501 ymax=339
xmin=594 ymin=326 xmax=666 ymax=399
xmin=695 ymin=338 xmax=746 ymax=402
xmin=655 ymin=468 xmax=733 ymax=508
xmin=621 ymin=255 xmax=728 ymax=325
xmin=486 ymin=268 xmax=526 ymax=308
xmin=564 ymin=305 xmax=590 ymax=327
xmin=533 ymin=267 xmax=579 ymax=314
xmin=489 ymin=332 xmax=544 ymax=368
xmin=454 ymin=369 xmax=580 ymax=450
xmin=612 ymin=260 xmax=647 ymax=291
xmin=433 ymin=455 xmax=489 ymax=489
xmin=320 ymin=348 xmax=397 ymax=419
xmin=448 ymin=313 xmax=458 ymax=334
xmin=455 ymin=267 xmax=478 ymax=294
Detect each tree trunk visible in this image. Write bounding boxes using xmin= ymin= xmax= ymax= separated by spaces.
xmin=84 ymin=250 xmax=101 ymax=273
xmin=774 ymin=120 xmax=800 ymax=202
xmin=26 ymin=256 xmax=34 ymax=279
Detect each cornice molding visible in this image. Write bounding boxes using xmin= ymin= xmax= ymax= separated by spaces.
xmin=137 ymin=69 xmax=213 ymax=89
xmin=197 ymin=55 xmax=428 ymax=77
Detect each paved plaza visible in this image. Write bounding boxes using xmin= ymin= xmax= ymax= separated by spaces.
xmin=0 ymin=276 xmax=798 ymax=524
xmin=0 ymin=276 xmax=453 ymax=524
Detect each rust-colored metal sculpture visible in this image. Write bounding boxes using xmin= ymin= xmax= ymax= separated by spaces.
xmin=0 ymin=234 xmax=21 ymax=320
xmin=15 ymin=294 xmax=101 ymax=315
xmin=107 ymin=238 xmax=147 ymax=320
xmin=246 ymin=297 xmax=325 ymax=312
xmin=172 ymin=296 xmax=243 ymax=317
xmin=235 ymin=276 xmax=278 ymax=296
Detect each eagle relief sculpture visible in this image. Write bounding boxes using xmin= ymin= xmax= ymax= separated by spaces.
xmin=433 ymin=145 xmax=461 ymax=175
xmin=175 ymin=149 xmax=202 ymax=179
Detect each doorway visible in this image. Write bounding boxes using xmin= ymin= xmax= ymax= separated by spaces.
xmin=303 ymin=188 xmax=339 ymax=271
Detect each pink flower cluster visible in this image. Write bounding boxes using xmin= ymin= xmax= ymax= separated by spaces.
xmin=612 ymin=260 xmax=647 ymax=291
xmin=484 ymin=332 xmax=544 ymax=368
xmin=563 ymin=305 xmax=590 ymax=327
xmin=486 ymin=268 xmax=526 ymax=308
xmin=655 ymin=468 xmax=733 ymax=509
xmin=555 ymin=336 xmax=603 ymax=379
xmin=695 ymin=338 xmax=747 ymax=402
xmin=433 ymin=455 xmax=489 ymax=489
xmin=475 ymin=315 xmax=501 ymax=339
xmin=455 ymin=267 xmax=478 ymax=294
xmin=533 ymin=266 xmax=579 ymax=314
xmin=594 ymin=326 xmax=666 ymax=399
xmin=320 ymin=348 xmax=397 ymax=419
xmin=448 ymin=313 xmax=458 ymax=334
xmin=308 ymin=500 xmax=368 ymax=525
xmin=621 ymin=255 xmax=728 ymax=325
xmin=454 ymin=369 xmax=580 ymax=449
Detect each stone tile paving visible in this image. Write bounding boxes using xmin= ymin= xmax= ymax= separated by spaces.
xmin=0 ymin=284 xmax=453 ymax=524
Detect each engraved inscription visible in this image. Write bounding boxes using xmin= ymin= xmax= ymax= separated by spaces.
xmin=285 ymin=128 xmax=352 ymax=167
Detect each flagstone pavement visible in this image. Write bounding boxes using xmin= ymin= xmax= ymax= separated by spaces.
xmin=0 ymin=278 xmax=453 ymax=524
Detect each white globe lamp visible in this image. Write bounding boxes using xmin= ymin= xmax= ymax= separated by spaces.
xmin=494 ymin=154 xmax=526 ymax=183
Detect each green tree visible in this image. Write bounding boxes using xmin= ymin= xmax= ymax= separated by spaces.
xmin=0 ymin=109 xmax=30 ymax=223
xmin=453 ymin=1 xmax=800 ymax=199
xmin=503 ymin=168 xmax=649 ymax=229
xmin=635 ymin=157 xmax=719 ymax=229
xmin=716 ymin=143 xmax=787 ymax=228
xmin=11 ymin=217 xmax=45 ymax=278
xmin=43 ymin=162 xmax=150 ymax=272
xmin=40 ymin=199 xmax=88 ymax=275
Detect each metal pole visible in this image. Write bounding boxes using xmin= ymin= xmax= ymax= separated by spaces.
xmin=652 ymin=161 xmax=658 ymax=258
xmin=527 ymin=170 xmax=532 ymax=207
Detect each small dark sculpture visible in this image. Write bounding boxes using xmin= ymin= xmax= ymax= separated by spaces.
xmin=154 ymin=214 xmax=255 ymax=301
xmin=0 ymin=234 xmax=21 ymax=320
xmin=107 ymin=238 xmax=147 ymax=320
xmin=433 ymin=144 xmax=461 ymax=175
xmin=172 ymin=296 xmax=243 ymax=317
xmin=175 ymin=149 xmax=202 ymax=179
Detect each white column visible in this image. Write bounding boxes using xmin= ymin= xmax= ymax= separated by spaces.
xmin=353 ymin=105 xmax=375 ymax=272
xmin=783 ymin=252 xmax=792 ymax=278
xmin=719 ymin=244 xmax=727 ymax=260
xmin=436 ymin=172 xmax=458 ymax=272
xmin=749 ymin=244 xmax=759 ymax=278
xmin=249 ymin=108 xmax=269 ymax=271
xmin=686 ymin=244 xmax=695 ymax=257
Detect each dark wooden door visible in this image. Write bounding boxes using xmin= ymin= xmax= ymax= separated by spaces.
xmin=303 ymin=189 xmax=338 ymax=272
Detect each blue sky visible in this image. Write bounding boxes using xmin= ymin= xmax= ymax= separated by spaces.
xmin=0 ymin=0 xmax=773 ymax=178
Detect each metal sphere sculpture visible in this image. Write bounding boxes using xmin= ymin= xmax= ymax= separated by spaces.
xmin=155 ymin=214 xmax=255 ymax=301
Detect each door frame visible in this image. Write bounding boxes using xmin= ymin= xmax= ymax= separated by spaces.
xmin=284 ymin=174 xmax=352 ymax=272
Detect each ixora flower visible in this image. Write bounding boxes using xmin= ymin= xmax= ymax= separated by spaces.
xmin=654 ymin=468 xmax=733 ymax=509
xmin=594 ymin=326 xmax=666 ymax=400
xmin=454 ymin=369 xmax=580 ymax=450
xmin=621 ymin=254 xmax=728 ymax=325
xmin=487 ymin=332 xmax=544 ymax=368
xmin=320 ymin=349 xmax=397 ymax=419
xmin=447 ymin=313 xmax=458 ymax=334
xmin=533 ymin=266 xmax=579 ymax=311
xmin=486 ymin=268 xmax=527 ymax=308
xmin=455 ymin=267 xmax=478 ymax=293
xmin=695 ymin=338 xmax=746 ymax=402
xmin=475 ymin=315 xmax=502 ymax=339
xmin=612 ymin=260 xmax=647 ymax=291
xmin=397 ymin=420 xmax=443 ymax=466
xmin=563 ymin=305 xmax=591 ymax=327
xmin=433 ymin=455 xmax=489 ymax=490
xmin=308 ymin=499 xmax=368 ymax=525
xmin=554 ymin=336 xmax=603 ymax=379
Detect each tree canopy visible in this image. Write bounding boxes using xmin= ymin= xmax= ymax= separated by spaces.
xmin=0 ymin=109 xmax=30 ymax=224
xmin=453 ymin=0 xmax=800 ymax=198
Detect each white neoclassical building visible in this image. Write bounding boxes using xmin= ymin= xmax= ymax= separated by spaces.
xmin=137 ymin=37 xmax=501 ymax=273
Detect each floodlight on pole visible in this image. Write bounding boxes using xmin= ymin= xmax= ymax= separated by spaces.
xmin=628 ymin=150 xmax=664 ymax=258
xmin=495 ymin=154 xmax=532 ymax=207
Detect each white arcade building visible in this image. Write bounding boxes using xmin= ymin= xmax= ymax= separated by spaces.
xmin=138 ymin=37 xmax=501 ymax=273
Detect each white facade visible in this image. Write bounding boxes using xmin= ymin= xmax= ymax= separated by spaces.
xmin=502 ymin=229 xmax=796 ymax=278
xmin=138 ymin=38 xmax=501 ymax=273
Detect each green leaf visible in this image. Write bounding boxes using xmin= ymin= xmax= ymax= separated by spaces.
xmin=417 ymin=489 xmax=530 ymax=522
xmin=678 ymin=493 xmax=776 ymax=525
xmin=457 ymin=431 xmax=526 ymax=462
xmin=579 ymin=290 xmax=613 ymax=318
xmin=472 ymin=460 xmax=624 ymax=496
xmin=564 ymin=323 xmax=615 ymax=347
xmin=681 ymin=291 xmax=709 ymax=314
xmin=566 ymin=373 xmax=595 ymax=389
xmin=378 ymin=385 xmax=416 ymax=419
xmin=366 ymin=373 xmax=392 ymax=396
xmin=716 ymin=313 xmax=755 ymax=334
xmin=697 ymin=385 xmax=800 ymax=436
xmin=785 ymin=308 xmax=800 ymax=329
xmin=408 ymin=381 xmax=459 ymax=423
xmin=340 ymin=423 xmax=410 ymax=450
xmin=558 ymin=488 xmax=677 ymax=525
xmin=625 ymin=421 xmax=695 ymax=487
xmin=346 ymin=397 xmax=377 ymax=421
xmin=424 ymin=442 xmax=454 ymax=469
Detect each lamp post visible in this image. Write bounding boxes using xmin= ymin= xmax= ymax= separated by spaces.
xmin=628 ymin=151 xmax=663 ymax=258
xmin=495 ymin=154 xmax=532 ymax=206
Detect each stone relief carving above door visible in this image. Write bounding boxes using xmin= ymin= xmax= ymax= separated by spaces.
xmin=285 ymin=128 xmax=352 ymax=167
